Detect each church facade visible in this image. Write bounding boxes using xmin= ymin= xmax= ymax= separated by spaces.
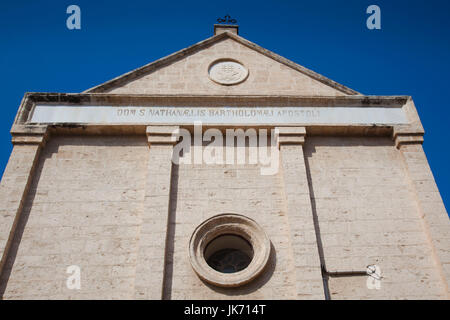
xmin=0 ymin=24 xmax=449 ymax=299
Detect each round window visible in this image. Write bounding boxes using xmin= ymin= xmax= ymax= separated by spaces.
xmin=189 ymin=214 xmax=271 ymax=287
xmin=204 ymin=234 xmax=254 ymax=273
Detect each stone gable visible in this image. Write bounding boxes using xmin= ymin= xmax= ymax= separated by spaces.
xmin=92 ymin=37 xmax=353 ymax=96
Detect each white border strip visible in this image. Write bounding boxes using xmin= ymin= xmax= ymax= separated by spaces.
xmin=30 ymin=105 xmax=408 ymax=125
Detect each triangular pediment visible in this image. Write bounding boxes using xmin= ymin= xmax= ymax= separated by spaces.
xmin=85 ymin=32 xmax=359 ymax=96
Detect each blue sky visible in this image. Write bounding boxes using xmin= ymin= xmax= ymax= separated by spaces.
xmin=0 ymin=0 xmax=449 ymax=213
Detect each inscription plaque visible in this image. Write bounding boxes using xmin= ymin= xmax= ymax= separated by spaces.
xmin=30 ymin=105 xmax=408 ymax=125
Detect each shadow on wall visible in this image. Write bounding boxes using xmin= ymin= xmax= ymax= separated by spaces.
xmin=162 ymin=163 xmax=179 ymax=300
xmin=0 ymin=147 xmax=46 ymax=298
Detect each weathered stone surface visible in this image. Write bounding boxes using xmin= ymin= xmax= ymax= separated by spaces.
xmin=304 ymin=136 xmax=448 ymax=299
xmin=100 ymin=37 xmax=349 ymax=96
xmin=1 ymin=136 xmax=148 ymax=299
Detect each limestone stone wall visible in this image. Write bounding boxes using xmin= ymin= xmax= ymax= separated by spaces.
xmin=165 ymin=143 xmax=298 ymax=299
xmin=0 ymin=135 xmax=148 ymax=299
xmin=0 ymin=133 xmax=448 ymax=300
xmin=0 ymin=135 xmax=303 ymax=300
xmin=304 ymin=136 xmax=447 ymax=299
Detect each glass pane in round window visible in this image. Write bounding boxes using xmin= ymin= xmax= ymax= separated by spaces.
xmin=204 ymin=234 xmax=254 ymax=273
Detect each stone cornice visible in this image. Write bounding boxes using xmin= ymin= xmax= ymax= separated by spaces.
xmin=392 ymin=97 xmax=425 ymax=148
xmin=12 ymin=93 xmax=424 ymax=140
xmin=276 ymin=126 xmax=306 ymax=147
xmin=146 ymin=125 xmax=180 ymax=146
xmin=16 ymin=92 xmax=410 ymax=123
xmin=10 ymin=124 xmax=49 ymax=146
xmin=21 ymin=92 xmax=410 ymax=105
xmin=393 ymin=133 xmax=424 ymax=149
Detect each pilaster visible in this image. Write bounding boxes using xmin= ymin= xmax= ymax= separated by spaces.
xmin=276 ymin=127 xmax=325 ymax=299
xmin=134 ymin=125 xmax=179 ymax=299
xmin=0 ymin=125 xmax=49 ymax=276
xmin=395 ymin=132 xmax=450 ymax=298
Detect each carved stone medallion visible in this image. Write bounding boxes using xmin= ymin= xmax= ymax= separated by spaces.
xmin=208 ymin=60 xmax=249 ymax=85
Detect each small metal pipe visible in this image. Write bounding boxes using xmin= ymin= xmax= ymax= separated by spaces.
xmin=326 ymin=270 xmax=367 ymax=278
